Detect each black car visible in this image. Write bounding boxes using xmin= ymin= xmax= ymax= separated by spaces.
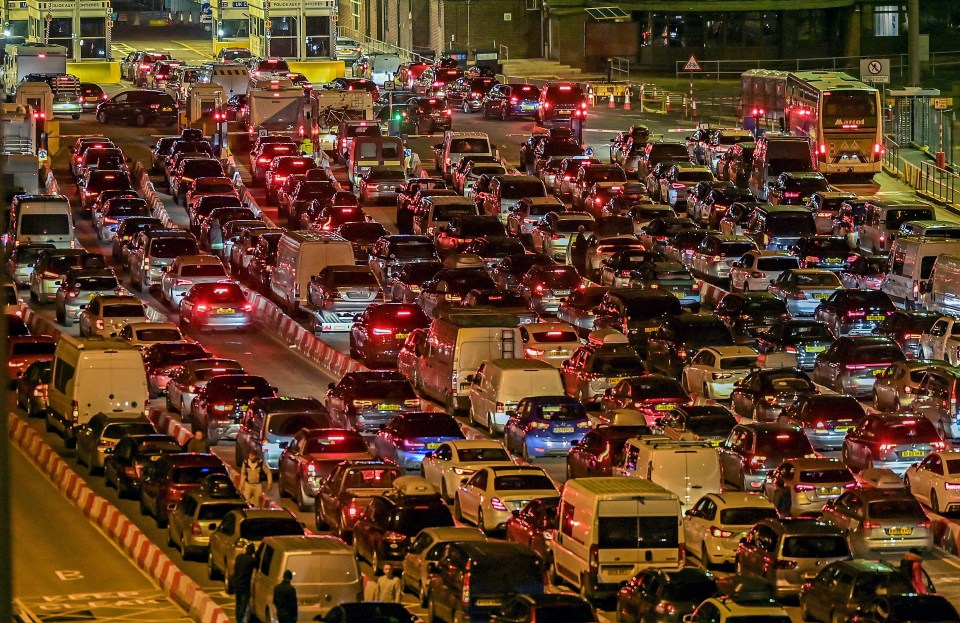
xmin=592 ymin=289 xmax=684 ymax=354
xmin=617 ymin=568 xmax=718 ymax=623
xmin=351 ymin=482 xmax=454 ymax=570
xmin=794 ymin=235 xmax=854 ymax=272
xmin=659 ymin=405 xmax=738 ymax=446
xmin=491 ymin=253 xmax=556 ymax=292
xmin=103 ymin=433 xmax=183 ymax=498
xmin=847 ymin=595 xmax=959 ymax=623
xmin=800 ymin=560 xmax=915 ymax=623
xmin=399 ymin=97 xmax=452 ymax=134
xmin=645 ymin=314 xmax=735 ymax=377
xmin=875 ymin=310 xmax=940 ymax=360
xmin=730 ymin=368 xmax=818 ymax=422
xmin=714 ymin=292 xmax=789 ymax=343
xmin=482 ymin=83 xmax=541 ymax=120
xmin=319 ymin=603 xmax=419 ymax=623
xmin=813 ymin=289 xmax=896 ymax=338
xmin=490 ymin=594 xmax=595 ymax=623
xmin=96 ymin=89 xmax=178 ymax=126
xmin=755 ymin=318 xmax=836 ymax=370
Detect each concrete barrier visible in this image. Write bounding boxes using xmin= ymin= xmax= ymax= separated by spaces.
xmin=286 ymin=61 xmax=347 ymax=83
xmin=7 ymin=416 xmax=230 ymax=623
xmin=67 ymin=61 xmax=121 ymax=84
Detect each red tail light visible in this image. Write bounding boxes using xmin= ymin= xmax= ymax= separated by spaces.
xmin=195 ymin=304 xmax=209 ymax=313
xmin=242 ymin=303 xmax=253 ymax=312
xmin=845 ymin=364 xmax=866 ymax=370
xmin=846 ymin=310 xmax=866 ymax=318
xmin=372 ymin=327 xmax=392 ymax=336
xmin=462 ymin=561 xmax=472 ymax=608
xmin=749 ymin=455 xmax=767 ymax=466
xmin=384 ymin=530 xmax=406 ymax=543
xmin=783 ymin=192 xmax=800 ymax=198
xmin=794 ymin=484 xmax=815 ymax=492
xmin=190 ymin=521 xmax=203 ymax=536
xmin=709 ymin=526 xmax=733 ymax=538
xmin=588 ymin=544 xmax=599 ymax=575
xmin=510 ymin=97 xmax=518 ymax=104
xmin=862 ymin=520 xmax=881 ymax=530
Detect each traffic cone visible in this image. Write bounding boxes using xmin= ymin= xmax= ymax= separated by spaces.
xmin=691 ymin=98 xmax=698 ymax=118
xmin=623 ymin=88 xmax=631 ymax=110
xmin=588 ymin=87 xmax=594 ymax=107
xmin=608 ymin=92 xmax=615 ymax=109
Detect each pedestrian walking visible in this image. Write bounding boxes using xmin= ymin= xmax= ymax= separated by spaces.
xmin=570 ymin=224 xmax=588 ymax=274
xmin=184 ymin=429 xmax=210 ymax=453
xmin=899 ymin=548 xmax=929 ymax=594
xmin=231 ymin=543 xmax=257 ymax=622
xmin=240 ymin=450 xmax=272 ymax=507
xmin=373 ymin=564 xmax=403 ymax=602
xmin=273 ymin=569 xmax=298 ymax=623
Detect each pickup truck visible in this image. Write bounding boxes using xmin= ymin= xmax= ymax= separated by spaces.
xmin=313 ymin=459 xmax=403 ymax=539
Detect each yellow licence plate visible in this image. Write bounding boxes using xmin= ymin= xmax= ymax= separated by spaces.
xmin=867 ymin=315 xmax=885 ymax=321
xmin=901 ymin=450 xmax=925 ymax=457
xmin=673 ymin=291 xmax=685 ymax=298
xmin=873 ymin=368 xmax=886 ymax=376
xmin=813 ymin=293 xmax=830 ymax=300
xmin=395 ymin=333 xmax=409 ymax=340
xmin=805 ymin=345 xmax=826 ymax=353
xmin=889 ymin=527 xmax=914 ymax=536
xmin=378 ymin=404 xmax=401 ymax=410
xmin=644 ymin=326 xmax=657 ymax=333
xmin=608 ymin=377 xmax=624 ymax=385
xmin=655 ymin=403 xmax=676 ymax=411
xmin=427 ymin=442 xmax=440 ymax=449
xmin=217 ymin=308 xmax=235 ymax=314
xmin=834 ymin=425 xmax=853 ymax=432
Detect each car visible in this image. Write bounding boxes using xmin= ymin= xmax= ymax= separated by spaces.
xmin=96 ymin=89 xmax=178 ymax=127
xmin=736 ymin=518 xmax=851 ymax=597
xmin=813 ymin=289 xmax=896 ymax=338
xmin=845 ymin=594 xmax=959 ymax=623
xmin=842 ymin=413 xmax=944 ymax=475
xmin=690 ymin=234 xmax=758 ymax=282
xmin=768 ymin=269 xmax=844 ymax=318
xmin=388 ymin=262 xmax=443 ymax=304
xmin=94 ymin=196 xmax=151 ymax=242
xmin=813 ymin=336 xmax=906 ymax=399
xmin=78 ymin=82 xmax=107 ymax=112
xmin=730 ymin=367 xmax=819 ymax=423
xmin=561 ymin=331 xmax=647 ymax=401
xmin=762 ymin=458 xmax=856 ymax=515
xmin=178 ymin=282 xmax=253 ymax=333
xmin=714 ymin=292 xmax=789 ymax=343
xmin=139 ymin=453 xmax=228 ymax=528
xmin=277 ymin=428 xmax=374 ymax=511
xmin=754 ymin=319 xmax=836 ymax=371
xmin=517 ymin=264 xmax=583 ymax=315
xmin=398 ymin=97 xmax=452 ymax=134
xmin=598 ymin=375 xmax=691 ymax=423
xmin=840 ymin=253 xmax=887 ymax=290
xmin=875 ymin=311 xmax=940 ymax=360
xmin=905 ymin=450 xmax=960 ymax=514
xmin=335 ymin=221 xmax=388 ymax=264
xmin=503 ymin=497 xmax=560 ymax=568
xmin=164 ymin=358 xmax=244 ymax=415
xmin=729 ymin=251 xmax=800 ymax=293
xmin=373 ymin=411 xmax=466 ymax=473
xmin=306 ymin=266 xmax=382 ymax=333
xmin=206 ymin=507 xmax=304 ymax=583
xmin=599 ymin=249 xmax=661 ymax=288
xmin=645 ymin=314 xmax=735 ymax=379
xmin=401 ymin=526 xmax=487 ymax=604
xmin=795 ymin=235 xmax=855 ymax=272
xmin=566 ymin=424 xmax=653 ymax=479
xmin=503 ymin=396 xmax=591 ymax=461
xmin=15 ymin=360 xmax=51 ymax=417
xmin=659 ymin=405 xmax=738 ymax=446
xmin=190 ymin=374 xmax=277 ymax=444
xmin=519 ymin=322 xmax=582 ymax=368
xmin=777 ymin=394 xmax=866 ymax=453
xmin=719 ymin=423 xmax=816 ymax=491
xmin=768 ymin=172 xmax=830 ymax=206
xmin=681 ymin=346 xmax=760 ymax=400
xmin=556 ymin=286 xmax=610 ymax=338
xmin=142 ymin=341 xmax=211 ymax=398
xmin=490 ymin=594 xmax=595 ymax=623
xmin=103 ymin=433 xmax=182 ymax=498
xmin=482 ymin=83 xmax=541 ymax=120
xmin=353 ymin=476 xmax=455 ymax=571
xmin=530 ymin=212 xmax=596 ymax=261
xmin=75 ymin=414 xmax=156 ymax=475
xmin=616 ymin=568 xmax=718 ymax=623
xmin=77 ymin=294 xmax=148 ymax=338
xmin=349 ymin=303 xmax=430 ymax=367
xmin=626 ymin=260 xmax=701 ymax=310
xmin=159 ymin=255 xmax=230 ymax=310
xmin=313 ymin=459 xmax=404 ymax=538
xmin=683 ymin=492 xmax=778 ymax=567
xmin=461 ymin=237 xmax=526 ymax=272
xmin=820 ymin=487 xmax=933 ymax=556
xmin=799 ymin=561 xmax=916 ymax=623
xmin=491 ymin=253 xmax=556 ymax=292
xmin=128 ymin=229 xmax=201 ymax=291
xmin=686 ymin=587 xmax=791 ymax=623
xmin=454 ymin=465 xmax=558 ymax=534
xmin=166 ymin=486 xmax=249 ymax=560
xmin=419 ymin=439 xmax=516 ymax=501
xmin=872 ymin=360 xmax=946 ymax=411
xmin=359 ymin=166 xmax=407 ymax=206
xmin=54 ymin=268 xmax=122 ymax=327
xmin=326 ymin=371 xmax=421 ymax=434
xmin=919 ymin=315 xmax=960 ymax=365
xmin=31 ymin=249 xmax=106 ymax=304
xmin=112 ymin=217 xmax=163 ymax=265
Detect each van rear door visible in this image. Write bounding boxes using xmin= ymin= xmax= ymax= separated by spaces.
xmin=596 ymin=497 xmax=682 ymax=581
xmin=76 ymin=352 xmax=147 ymax=420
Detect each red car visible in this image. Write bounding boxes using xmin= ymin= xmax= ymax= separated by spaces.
xmin=138 ymin=452 xmax=228 ymax=527
xmin=350 ymin=303 xmax=430 ymax=368
xmin=6 ymin=335 xmax=56 ymax=384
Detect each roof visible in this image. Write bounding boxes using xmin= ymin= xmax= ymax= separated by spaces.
xmin=783 ymin=457 xmax=846 ymax=470
xmin=448 ymin=439 xmax=509 ymax=449
xmin=261 ymin=535 xmax=354 ymax=553
xmin=418 ymin=526 xmax=487 ymax=541
xmin=58 ymin=334 xmax=140 ymax=352
xmin=760 ymin=518 xmax=844 ymax=535
xmin=709 ymin=492 xmax=776 ymax=509
xmin=484 ymin=358 xmax=558 ymax=371
xmin=566 ymin=476 xmax=675 ymax=496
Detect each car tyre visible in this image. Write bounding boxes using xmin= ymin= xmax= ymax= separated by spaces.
xmin=799 ymin=598 xmax=813 ymax=622
xmin=297 ymin=481 xmax=311 ymax=512
xmin=97 ymin=111 xmax=108 ymax=124
xmin=453 ymin=495 xmax=464 ymax=522
xmin=207 ymin=554 xmax=222 ymax=581
xmin=932 ymin=490 xmax=941 ymax=514
xmin=701 ymin=543 xmax=712 ymax=570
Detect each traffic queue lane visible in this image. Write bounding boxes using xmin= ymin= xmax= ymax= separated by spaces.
xmin=19 ymin=90 xmax=960 ymax=621
xmin=10 ymin=441 xmax=192 ymax=622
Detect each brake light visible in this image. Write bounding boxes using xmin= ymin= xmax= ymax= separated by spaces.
xmin=845 ymin=364 xmax=866 ymax=370
xmin=933 ymin=441 xmax=946 ymax=451
xmin=510 ymin=97 xmax=518 ymax=104
xmin=190 ymin=521 xmax=202 ymax=536
xmin=917 ymin=518 xmax=931 ymax=528
xmin=195 ymin=305 xmax=209 ymax=313
xmin=671 ymin=183 xmax=686 ymax=189
xmin=944 ymin=483 xmax=960 ymax=491
xmin=655 ymin=602 xmax=678 ymax=616
xmin=819 ymin=144 xmax=827 ymax=154
xmin=749 ymin=456 xmax=767 ymax=467
xmin=490 ymin=497 xmax=508 ymax=511
xmin=846 ymin=310 xmax=866 ymax=318
xmin=462 ymin=561 xmax=472 ymax=608
xmin=527 ymin=421 xmax=550 ymax=430
xmin=534 ymin=284 xmax=544 ymax=293
xmin=372 ymin=327 xmax=393 ymax=335
xmin=878 ymin=443 xmax=896 ymax=452
xmin=874 ymin=143 xmax=882 ymax=154
xmin=588 ymin=543 xmax=599 ymax=575
xmin=525 ymin=347 xmax=545 ymax=357
xmin=794 ymin=484 xmax=815 ymax=492
xmin=862 ymin=520 xmax=880 ymax=530
xmin=805 ymin=256 xmax=821 ymax=264
xmin=709 ymin=526 xmax=733 ymax=538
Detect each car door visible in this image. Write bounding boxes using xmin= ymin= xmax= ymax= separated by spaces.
xmin=824 ymin=492 xmax=860 ymax=536
xmin=459 ymin=469 xmax=487 ymax=522
xmin=403 ymin=532 xmax=433 ymax=585
xmin=421 ymin=442 xmax=449 ymax=488
xmin=683 ymin=496 xmax=714 ymax=550
xmin=909 ymin=453 xmax=941 ymax=505
xmin=278 ymin=434 xmax=302 ymax=493
xmin=685 ymin=350 xmax=715 ymax=391
xmin=354 ymin=497 xmax=384 ymax=559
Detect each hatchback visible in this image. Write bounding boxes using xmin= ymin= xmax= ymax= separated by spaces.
xmin=326 ymin=371 xmax=420 ymax=434
xmin=755 ymin=318 xmax=836 ymax=370
xmin=76 ymin=414 xmax=156 ymax=475
xmin=503 ymin=395 xmax=591 ymax=461
xmin=167 ymin=486 xmax=248 ymax=560
xmin=769 ymin=269 xmax=844 ymax=318
xmin=762 ymin=458 xmax=857 ymax=515
xmin=455 ymin=465 xmax=558 ymax=534
xmin=103 ymin=433 xmax=182 ymax=498
xmin=616 ymin=568 xmax=718 ymax=623
xmin=178 ymin=282 xmax=253 ymax=332
xmin=777 ymin=394 xmax=866 ymax=452
xmin=719 ymin=423 xmax=816 ymax=491
xmin=683 ymin=492 xmax=779 ymax=567
xmin=730 ymin=367 xmax=819 ymax=423
xmin=373 ymin=411 xmax=466 ymax=472
xmin=799 ymin=560 xmax=914 ymax=623
xmin=813 ymin=289 xmax=896 ymax=338
xmin=813 ymin=336 xmax=906 ymax=399
xmin=78 ymin=294 xmax=147 ymax=338
xmin=820 ymin=488 xmax=932 ymax=556
xmin=842 ymin=413 xmax=944 ymax=476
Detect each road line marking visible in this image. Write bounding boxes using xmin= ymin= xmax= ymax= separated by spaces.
xmin=171 ymin=40 xmax=213 ymax=60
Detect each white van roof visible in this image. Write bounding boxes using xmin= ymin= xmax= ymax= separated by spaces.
xmin=566 ymin=476 xmax=675 ymax=497
xmin=587 ymin=329 xmax=630 ymax=346
xmin=755 ymin=351 xmax=797 ymax=370
xmin=628 ymin=437 xmax=713 ymax=450
xmin=58 ymin=334 xmax=139 ymax=352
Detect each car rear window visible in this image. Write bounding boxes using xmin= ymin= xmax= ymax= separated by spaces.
xmin=181 ymin=264 xmax=227 ymax=278
xmin=500 ymin=180 xmax=546 ymax=199
xmin=886 ymin=208 xmax=935 ymax=229
xmin=239 ymin=517 xmax=305 ymax=540
xmin=393 ymin=242 xmax=438 ymax=259
xmin=151 ymin=238 xmax=199 ymax=258
xmin=883 ymin=417 xmax=940 ymax=442
xmin=535 ymin=403 xmax=587 ymax=421
xmin=457 ymin=447 xmax=510 ymax=462
xmin=794 ymin=272 xmax=841 ymax=287
xmin=494 ymin=474 xmax=555 ymax=491
xmin=360 ymin=380 xmax=416 ymax=398
xmin=265 ymin=412 xmax=327 ymax=435
xmin=197 ymin=502 xmax=247 ymax=520
xmin=677 ymin=171 xmax=715 ymax=183
xmin=867 ymin=498 xmax=926 ymax=519
xmin=556 ymin=219 xmax=595 ymax=233
xmin=546 ymin=85 xmax=584 ymax=104
xmin=593 ymin=355 xmax=644 ymax=376
xmin=848 ymin=345 xmax=904 ymax=364
xmin=107 ymin=201 xmax=150 ymax=217
xmin=77 ymin=276 xmax=119 ymax=290
xmin=799 ymin=469 xmax=854 ymax=484
xmin=767 ymin=214 xmax=816 ymax=235
xmin=170 ymin=464 xmax=226 ymax=483
xmin=20 ymin=214 xmax=70 ymax=235
xmin=287 ymin=553 xmax=358 ymax=583
xmin=433 ymin=204 xmax=478 ymax=221
xmin=780 ymin=535 xmax=849 ymax=558
xmin=368 ymin=168 xmax=406 ymax=181
xmin=755 ymin=431 xmax=813 ymax=455
xmin=194 ymin=284 xmax=246 ymax=303
xmin=718 ymin=242 xmax=756 ymax=257
xmin=807 ymin=238 xmax=850 ymax=255
xmin=331 ymin=271 xmax=379 ymax=287
xmin=449 ymin=138 xmax=490 ymax=153
xmin=720 ymin=507 xmax=779 ymax=525
xmin=403 ymin=417 xmax=464 ymax=438
xmin=801 ymin=397 xmax=865 ymax=422
xmin=628 ymin=377 xmax=687 ymax=400
xmin=756 ymin=257 xmax=801 ymax=271
xmin=303 ymin=435 xmax=368 ymax=454
xmin=661 ymin=574 xmax=719 ymax=602
xmin=786 ymin=178 xmax=829 ymax=193
xmin=720 ymin=356 xmax=758 ymax=370
xmin=135 ymin=328 xmax=181 ymax=342
xmin=103 ymin=303 xmax=145 ymax=317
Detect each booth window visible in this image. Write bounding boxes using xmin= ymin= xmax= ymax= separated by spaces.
xmin=269 ymin=16 xmax=297 ymax=57
xmin=305 ymin=16 xmax=331 ymax=58
xmin=46 ymin=17 xmax=72 ymax=51
xmin=80 ymin=17 xmax=106 ymax=58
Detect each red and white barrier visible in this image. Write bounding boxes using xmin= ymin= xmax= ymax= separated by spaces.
xmin=8 ymin=416 xmax=231 ymax=623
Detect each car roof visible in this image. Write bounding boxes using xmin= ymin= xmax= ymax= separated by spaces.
xmin=706 ymin=492 xmax=776 ymax=509
xmin=758 ymin=518 xmax=843 ymax=535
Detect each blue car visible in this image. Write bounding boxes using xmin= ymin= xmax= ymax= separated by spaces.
xmin=373 ymin=411 xmax=466 ymax=472
xmin=504 ymin=396 xmax=592 ymax=461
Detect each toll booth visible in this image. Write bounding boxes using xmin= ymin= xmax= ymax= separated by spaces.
xmin=6 ymin=1 xmax=30 ymax=37
xmin=180 ymin=83 xmax=225 ymax=138
xmin=27 ymin=0 xmax=111 ymax=61
xmin=247 ymin=0 xmax=335 ymax=61
xmin=889 ymin=87 xmax=941 ymax=147
xmin=212 ymin=0 xmax=250 ymax=56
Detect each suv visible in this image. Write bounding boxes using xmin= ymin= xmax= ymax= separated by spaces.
xmin=800 ymin=560 xmax=916 ymax=623
xmin=166 ymin=484 xmax=247 ymax=560
xmin=537 ymin=82 xmax=587 ymax=126
xmin=138 ymin=453 xmax=228 ymax=528
xmin=736 ymin=518 xmax=851 ymax=598
xmin=592 ymin=289 xmax=684 ymax=354
xmin=314 ymin=459 xmax=404 ymax=537
xmin=718 ymin=423 xmax=815 ymax=490
xmin=768 ymin=172 xmax=830 ymax=206
xmin=352 ymin=476 xmax=455 ymax=571
xmin=128 ymin=229 xmax=200 ymax=291
xmin=560 ymin=331 xmax=645 ymax=401
xmin=433 ymin=132 xmax=495 ymax=181
xmin=96 ymin=89 xmax=178 ymax=127
xmin=207 ymin=508 xmax=304 ymax=583
xmin=645 ymin=314 xmax=735 ymax=377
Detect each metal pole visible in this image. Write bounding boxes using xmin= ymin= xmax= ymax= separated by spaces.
xmin=0 ymin=154 xmax=10 ymax=623
xmin=466 ymin=0 xmax=470 ymax=58
xmin=907 ymin=0 xmax=920 ymax=86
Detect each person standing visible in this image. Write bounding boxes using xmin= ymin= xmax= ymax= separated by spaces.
xmin=373 ymin=564 xmax=403 ymax=602
xmin=184 ymin=429 xmax=210 ymax=453
xmin=231 ymin=543 xmax=257 ymax=622
xmin=240 ymin=450 xmax=273 ymax=507
xmin=570 ymin=224 xmax=588 ymax=274
xmin=273 ymin=569 xmax=298 ymax=623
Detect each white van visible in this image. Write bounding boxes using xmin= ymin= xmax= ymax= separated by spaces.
xmin=7 ymin=194 xmax=74 ymax=249
xmin=46 ymin=335 xmax=148 ymax=448
xmin=858 ymin=198 xmax=936 ymax=254
xmin=882 ymin=237 xmax=960 ymax=309
xmin=924 ymin=254 xmax=960 ymax=316
xmin=615 ymin=437 xmax=722 ymax=507
xmin=348 ymin=135 xmax=404 ymax=186
xmin=419 ymin=310 xmax=522 ymax=414
xmin=270 ymin=231 xmax=355 ymax=313
xmin=551 ymin=477 xmax=683 ymax=600
xmin=203 ymin=63 xmax=249 ymax=97
xmin=249 ymin=535 xmax=362 ymax=623
xmin=467 ymin=358 xmax=564 ymax=433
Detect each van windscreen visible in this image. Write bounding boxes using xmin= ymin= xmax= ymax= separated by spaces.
xmin=598 ymin=515 xmax=679 ymax=548
xmin=20 ymin=214 xmax=70 ymax=235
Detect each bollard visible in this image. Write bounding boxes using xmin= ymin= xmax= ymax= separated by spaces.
xmin=691 ymin=98 xmax=698 ymax=118
xmin=664 ymin=95 xmax=670 ymax=114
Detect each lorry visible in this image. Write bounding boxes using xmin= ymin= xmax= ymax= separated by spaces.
xmin=310 ymin=89 xmax=374 ymax=154
xmin=0 ymin=103 xmax=38 ymax=200
xmin=1 ymin=43 xmax=68 ymax=101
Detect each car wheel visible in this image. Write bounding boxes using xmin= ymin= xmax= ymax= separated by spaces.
xmin=297 ymin=481 xmax=311 ymax=512
xmin=453 ymin=495 xmax=464 ymax=521
xmin=440 ymin=478 xmax=450 ymax=502
xmin=478 ymin=509 xmax=487 ymax=534
xmin=96 ymin=110 xmax=108 ymax=124
xmin=702 ymin=382 xmax=710 ymax=400
xmin=522 ymin=443 xmax=532 ymax=463
xmin=701 ymin=543 xmax=712 ymax=570
xmin=371 ymin=549 xmax=381 ymax=573
xmin=419 ymin=582 xmax=429 ymax=607
xmin=799 ymin=598 xmax=813 ymax=622
xmin=932 ymin=490 xmax=941 ymax=514
xmin=207 ymin=554 xmax=222 ymax=581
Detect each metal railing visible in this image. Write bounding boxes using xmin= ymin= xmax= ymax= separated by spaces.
xmin=674 ymin=51 xmax=960 ymax=79
xmin=610 ymin=57 xmax=630 ymax=81
xmin=337 ymin=29 xmax=431 ymax=63
xmin=882 ymin=134 xmax=960 ymax=213
xmin=499 ymin=44 xmax=509 ymax=61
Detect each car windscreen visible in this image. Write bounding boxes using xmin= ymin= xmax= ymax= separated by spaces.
xmin=170 ymin=464 xmax=226 ymax=483
xmin=500 ymin=180 xmax=546 ymax=199
xmin=780 ymin=535 xmax=849 ymax=558
xmin=756 ymin=257 xmax=801 ymax=271
xmin=102 ymin=304 xmax=145 ymax=317
xmin=151 ymin=238 xmax=199 ymax=258
xmin=20 ymin=214 xmax=70 ymax=235
xmin=493 ymin=474 xmax=555 ymax=491
xmin=720 ymin=507 xmax=779 ymax=525
xmin=238 ymin=517 xmax=305 ymax=540
xmin=598 ymin=515 xmax=678 ymax=548
xmin=180 ymin=264 xmax=227 ymax=278
xmin=264 ymin=412 xmax=327 ymax=435
xmin=457 ymin=447 xmax=510 ymax=462
xmin=197 ymin=502 xmax=247 ymax=521
xmin=11 ymin=341 xmax=56 ymax=355
xmin=77 ymin=276 xmax=119 ymax=290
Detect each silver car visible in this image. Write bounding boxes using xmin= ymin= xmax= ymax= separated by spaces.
xmin=820 ymin=489 xmax=933 ymax=557
xmin=6 ymin=243 xmax=55 ymax=286
xmin=761 ymin=458 xmax=856 ymax=515
xmin=306 ymin=266 xmax=382 ymax=332
xmin=55 ymin=268 xmax=122 ymax=326
xmin=768 ymin=269 xmax=844 ymax=318
xmin=167 ymin=488 xmax=249 ymax=560
xmin=159 ymin=254 xmax=230 ymax=310
xmin=77 ymin=294 xmax=148 ymax=338
xmin=165 ymin=358 xmax=244 ymax=416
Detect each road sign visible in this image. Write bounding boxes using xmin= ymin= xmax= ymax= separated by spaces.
xmin=683 ymin=55 xmax=701 ymax=71
xmin=37 ymin=149 xmax=47 ymax=159
xmin=383 ymin=80 xmax=395 ymax=91
xmin=933 ymin=97 xmax=954 ymax=110
xmin=859 ymin=58 xmax=890 ymax=84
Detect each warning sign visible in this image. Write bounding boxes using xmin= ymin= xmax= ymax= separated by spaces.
xmin=683 ymin=55 xmax=701 ymax=71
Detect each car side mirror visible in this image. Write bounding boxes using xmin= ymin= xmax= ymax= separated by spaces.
xmin=466 ymin=374 xmax=475 ymax=384
xmin=278 ymin=441 xmax=289 ymax=449
xmin=684 ymin=509 xmax=694 ymax=516
xmin=511 ymin=509 xmax=520 ymax=517
xmin=424 ymin=451 xmax=433 ymax=459
xmin=426 ymin=561 xmax=438 ymax=573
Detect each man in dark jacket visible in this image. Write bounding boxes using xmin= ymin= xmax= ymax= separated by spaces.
xmin=231 ymin=543 xmax=257 ymax=621
xmin=570 ymin=224 xmax=588 ymax=273
xmin=273 ymin=569 xmax=298 ymax=623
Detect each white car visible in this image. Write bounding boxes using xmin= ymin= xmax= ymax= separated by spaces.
xmin=118 ymin=321 xmax=184 ymax=349
xmin=683 ymin=492 xmax=779 ymax=567
xmin=681 ymin=346 xmax=760 ymax=400
xmin=729 ymin=251 xmax=800 ymax=292
xmin=454 ymin=465 xmax=557 ymax=534
xmin=690 ymin=234 xmax=758 ymax=281
xmin=402 ymin=526 xmax=487 ymax=605
xmin=530 ymin=212 xmax=595 ymax=262
xmin=920 ymin=315 xmax=960 ymax=366
xmin=688 ymin=594 xmax=791 ymax=623
xmin=520 ymin=321 xmax=583 ymax=368
xmin=78 ymin=294 xmax=148 ymax=338
xmin=905 ymin=450 xmax=960 ymax=514
xmin=419 ymin=439 xmax=516 ymax=501
xmin=159 ymin=254 xmax=230 ymax=310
